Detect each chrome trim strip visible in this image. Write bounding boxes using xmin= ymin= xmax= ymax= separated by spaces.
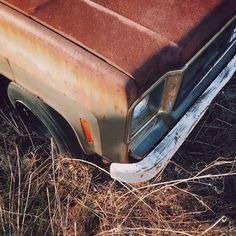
xmin=126 ymin=14 xmax=236 ymax=142
xmin=111 ymin=54 xmax=236 ymax=183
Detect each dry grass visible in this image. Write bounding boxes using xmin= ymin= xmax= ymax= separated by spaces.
xmin=0 ymin=78 xmax=235 ymax=235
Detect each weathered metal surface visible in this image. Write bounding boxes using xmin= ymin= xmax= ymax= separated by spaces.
xmin=1 ymin=0 xmax=236 ymax=89
xmin=0 ymin=3 xmax=138 ymax=163
xmin=127 ymin=15 xmax=236 ymax=142
xmin=110 ymin=54 xmax=236 ymax=183
xmin=0 ymin=1 xmax=235 ymax=167
xmin=160 ymin=74 xmax=182 ymax=113
xmin=0 ymin=55 xmax=14 ymax=79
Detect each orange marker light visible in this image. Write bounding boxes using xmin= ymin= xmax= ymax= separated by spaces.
xmin=80 ymin=119 xmax=94 ymax=145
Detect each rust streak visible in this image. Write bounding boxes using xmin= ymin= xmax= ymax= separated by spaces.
xmin=5 ymin=58 xmax=15 ymax=79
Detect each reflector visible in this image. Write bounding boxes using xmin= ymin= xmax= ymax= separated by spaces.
xmin=80 ymin=119 xmax=94 ymax=145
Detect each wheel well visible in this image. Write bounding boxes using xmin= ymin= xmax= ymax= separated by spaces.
xmin=15 ymin=100 xmax=50 ymax=137
xmin=0 ymin=74 xmax=11 ymax=97
xmin=0 ymin=75 xmax=12 ymax=112
xmin=6 ymin=81 xmax=84 ymax=157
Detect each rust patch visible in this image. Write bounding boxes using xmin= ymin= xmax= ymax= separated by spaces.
xmin=101 ymin=115 xmax=107 ymax=124
xmin=5 ymin=58 xmax=15 ymax=79
xmin=2 ymin=0 xmax=53 ymax=14
xmin=0 ymin=3 xmax=138 ymax=163
xmin=114 ymin=105 xmax=124 ymax=115
xmin=161 ymin=74 xmax=182 ymax=113
xmin=1 ymin=0 xmax=235 ymax=89
xmin=27 ymin=0 xmax=53 ymax=14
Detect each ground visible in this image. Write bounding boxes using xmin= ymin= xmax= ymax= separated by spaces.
xmin=0 ymin=76 xmax=235 ymax=235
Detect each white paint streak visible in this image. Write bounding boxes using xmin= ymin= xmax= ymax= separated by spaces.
xmin=110 ymin=54 xmax=236 ymax=183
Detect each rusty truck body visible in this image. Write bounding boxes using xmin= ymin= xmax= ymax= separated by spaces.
xmin=0 ymin=0 xmax=235 ymax=183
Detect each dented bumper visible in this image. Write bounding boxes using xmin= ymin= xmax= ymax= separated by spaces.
xmin=110 ymin=54 xmax=236 ymax=184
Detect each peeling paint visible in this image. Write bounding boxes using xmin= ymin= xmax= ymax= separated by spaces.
xmin=110 ymin=54 xmax=236 ymax=184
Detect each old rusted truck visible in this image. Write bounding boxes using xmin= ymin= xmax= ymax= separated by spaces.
xmin=0 ymin=1 xmax=235 ymax=183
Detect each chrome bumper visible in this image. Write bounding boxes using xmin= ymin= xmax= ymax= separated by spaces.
xmin=110 ymin=54 xmax=236 ymax=184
